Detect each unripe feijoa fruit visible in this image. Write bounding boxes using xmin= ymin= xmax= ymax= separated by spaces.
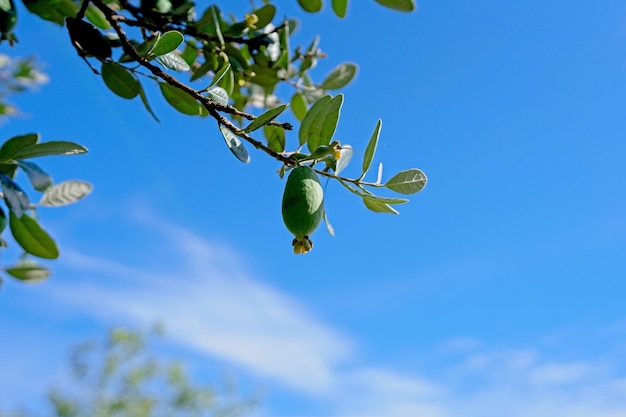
xmin=282 ymin=166 xmax=324 ymax=254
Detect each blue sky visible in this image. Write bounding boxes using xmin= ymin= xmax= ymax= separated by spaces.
xmin=2 ymin=1 xmax=626 ymax=415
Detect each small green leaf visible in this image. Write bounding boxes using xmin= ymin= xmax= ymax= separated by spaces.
xmin=39 ymin=180 xmax=93 ymax=207
xmin=374 ymin=0 xmax=415 ymax=12
xmin=208 ymin=86 xmax=229 ymax=105
xmin=363 ymin=198 xmax=399 ymax=214
xmin=298 ymin=0 xmax=323 ymax=12
xmin=219 ymin=125 xmax=250 ymax=163
xmin=243 ymin=104 xmax=289 ymax=133
xmin=248 ymin=64 xmax=279 ymax=87
xmin=208 ymin=63 xmax=231 ymax=88
xmin=102 ymin=62 xmax=140 ymax=99
xmin=9 ymin=212 xmax=59 ymax=259
xmin=12 ymin=141 xmax=88 ymax=160
xmin=360 ymin=119 xmax=381 ymax=180
xmin=17 ymin=161 xmax=53 ymax=192
xmin=156 ymin=52 xmax=191 ymax=72
xmin=5 ymin=260 xmax=51 ymax=282
xmin=159 ymin=82 xmax=203 ymax=115
xmin=0 ymin=133 xmax=39 ymax=161
xmin=264 ymin=125 xmax=285 ymax=153
xmin=302 ymin=94 xmax=344 ymax=152
xmin=320 ymin=62 xmax=357 ymax=90
xmin=138 ymin=81 xmax=160 ymax=122
xmin=1 ymin=174 xmax=31 ymax=217
xmin=384 ymin=169 xmax=427 ymax=194
xmin=291 ymin=92 xmax=307 ymax=121
xmin=338 ymin=178 xmax=408 ymax=204
xmin=151 ymin=30 xmax=184 ymax=56
xmin=85 ymin=4 xmax=110 ymax=29
xmin=332 ymin=0 xmax=348 ymax=17
xmin=253 ymin=4 xmax=276 ymax=27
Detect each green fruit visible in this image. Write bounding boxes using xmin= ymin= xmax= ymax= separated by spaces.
xmin=281 ymin=165 xmax=324 ymax=254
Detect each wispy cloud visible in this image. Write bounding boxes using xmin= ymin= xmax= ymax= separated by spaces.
xmin=41 ymin=214 xmax=626 ymax=416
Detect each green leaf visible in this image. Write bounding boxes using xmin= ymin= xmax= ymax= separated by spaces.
xmin=243 ymin=104 xmax=289 ymax=133
xmin=151 ymin=30 xmax=184 ymax=56
xmin=0 ymin=174 xmax=30 ymax=216
xmin=12 ymin=141 xmax=88 ymax=160
xmin=156 ymin=52 xmax=191 ymax=72
xmin=85 ymin=4 xmax=110 ymax=29
xmin=5 ymin=260 xmax=51 ymax=282
xmin=17 ymin=161 xmax=53 ymax=191
xmin=39 ymin=180 xmax=93 ymax=207
xmin=102 ymin=62 xmax=140 ymax=99
xmin=360 ymin=119 xmax=381 ymax=180
xmin=337 ymin=178 xmax=408 ymax=204
xmin=248 ymin=64 xmax=279 ymax=88
xmin=297 ymin=0 xmax=323 ymax=12
xmin=320 ymin=63 xmax=357 ymax=90
xmin=0 ymin=133 xmax=39 ymax=160
xmin=159 ymin=82 xmax=203 ymax=115
xmin=9 ymin=212 xmax=59 ymax=259
xmin=208 ymin=63 xmax=231 ymax=88
xmin=0 ymin=206 xmax=6 ymax=234
xmin=374 ymin=0 xmax=416 ymax=12
xmin=253 ymin=4 xmax=276 ymax=27
xmin=332 ymin=0 xmax=349 ymax=17
xmin=384 ymin=169 xmax=427 ymax=194
xmin=138 ymin=81 xmax=160 ymax=122
xmin=219 ymin=125 xmax=250 ymax=163
xmin=208 ymin=86 xmax=229 ymax=106
xmin=363 ymin=198 xmax=399 ymax=214
xmin=291 ymin=92 xmax=307 ymax=121
xmin=301 ymin=94 xmax=344 ymax=152
xmin=264 ymin=125 xmax=285 ymax=153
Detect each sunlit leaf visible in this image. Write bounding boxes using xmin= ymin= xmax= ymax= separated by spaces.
xmin=360 ymin=119 xmax=381 ymax=180
xmin=219 ymin=125 xmax=250 ymax=163
xmin=320 ymin=62 xmax=357 ymax=90
xmin=151 ymin=30 xmax=184 ymax=56
xmin=363 ymin=198 xmax=399 ymax=214
xmin=102 ymin=62 xmax=139 ymax=99
xmin=243 ymin=104 xmax=289 ymax=133
xmin=208 ymin=63 xmax=231 ymax=88
xmin=208 ymin=86 xmax=229 ymax=105
xmin=17 ymin=161 xmax=53 ymax=192
xmin=156 ymin=52 xmax=191 ymax=72
xmin=300 ymin=94 xmax=343 ymax=151
xmin=5 ymin=260 xmax=51 ymax=282
xmin=39 ymin=180 xmax=93 ymax=207
xmin=291 ymin=92 xmax=307 ymax=121
xmin=0 ymin=133 xmax=39 ymax=160
xmin=9 ymin=212 xmax=59 ymax=259
xmin=384 ymin=169 xmax=427 ymax=194
xmin=85 ymin=4 xmax=110 ymax=29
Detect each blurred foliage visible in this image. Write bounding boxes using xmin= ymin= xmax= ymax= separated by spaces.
xmin=0 ymin=327 xmax=257 ymax=417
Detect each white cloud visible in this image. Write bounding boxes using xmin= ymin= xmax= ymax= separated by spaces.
xmin=41 ymin=215 xmax=626 ymax=417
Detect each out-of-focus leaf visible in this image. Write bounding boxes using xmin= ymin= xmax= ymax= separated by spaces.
xmin=297 ymin=0 xmax=322 ymax=12
xmin=156 ymin=52 xmax=191 ymax=72
xmin=291 ymin=92 xmax=307 ymax=121
xmin=248 ymin=64 xmax=279 ymax=87
xmin=320 ymin=63 xmax=357 ymax=90
xmin=9 ymin=212 xmax=59 ymax=259
xmin=85 ymin=4 xmax=110 ymax=29
xmin=253 ymin=4 xmax=276 ymax=27
xmin=12 ymin=141 xmax=87 ymax=159
xmin=138 ymin=81 xmax=160 ymax=122
xmin=360 ymin=119 xmax=381 ymax=180
xmin=159 ymin=82 xmax=203 ymax=115
xmin=0 ymin=133 xmax=39 ymax=160
xmin=5 ymin=260 xmax=51 ymax=282
xmin=0 ymin=206 xmax=6 ymax=233
xmin=219 ymin=125 xmax=250 ymax=163
xmin=0 ymin=173 xmax=30 ymax=216
xmin=332 ymin=0 xmax=348 ymax=17
xmin=151 ymin=30 xmax=184 ymax=56
xmin=384 ymin=169 xmax=427 ymax=194
xmin=17 ymin=161 xmax=52 ymax=191
xmin=374 ymin=0 xmax=416 ymax=12
xmin=39 ymin=180 xmax=93 ymax=207
xmin=102 ymin=62 xmax=139 ymax=99
xmin=243 ymin=104 xmax=288 ymax=133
